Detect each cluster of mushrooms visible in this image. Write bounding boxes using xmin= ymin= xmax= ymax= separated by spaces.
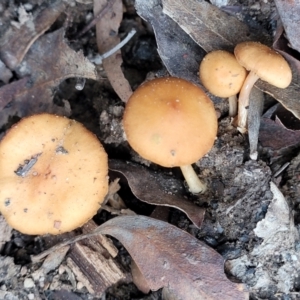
xmin=0 ymin=42 xmax=292 ymax=235
xmin=200 ymin=41 xmax=292 ymax=132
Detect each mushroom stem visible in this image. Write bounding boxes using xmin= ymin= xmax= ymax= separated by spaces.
xmin=180 ymin=164 xmax=207 ymax=194
xmin=228 ymin=95 xmax=238 ymax=117
xmin=237 ymin=71 xmax=259 ymax=133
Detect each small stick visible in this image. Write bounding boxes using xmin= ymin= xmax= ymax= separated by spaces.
xmin=31 ymin=231 xmax=99 ymax=263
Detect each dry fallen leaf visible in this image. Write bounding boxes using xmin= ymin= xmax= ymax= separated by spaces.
xmin=135 ymin=0 xmax=206 ymax=87
xmin=0 ymin=0 xmax=66 ymax=69
xmin=259 ymin=104 xmax=300 ymax=151
xmin=31 ymin=216 xmax=248 ymax=299
xmin=274 ymin=0 xmax=300 ymax=53
xmin=109 ymin=159 xmax=205 ymax=228
xmin=0 ymin=28 xmax=97 ymax=126
xmin=95 ymin=215 xmax=249 ymax=300
xmin=162 ymin=0 xmax=271 ymax=52
xmin=94 ymin=0 xmax=132 ymax=102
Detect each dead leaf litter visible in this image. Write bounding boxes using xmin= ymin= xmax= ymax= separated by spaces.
xmin=1 ymin=0 xmax=300 ymax=299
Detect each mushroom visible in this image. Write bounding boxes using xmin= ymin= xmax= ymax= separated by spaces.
xmin=199 ymin=50 xmax=247 ymax=117
xmin=123 ymin=77 xmax=218 ymax=194
xmin=234 ymin=41 xmax=292 ymax=133
xmin=0 ymin=113 xmax=108 ymax=235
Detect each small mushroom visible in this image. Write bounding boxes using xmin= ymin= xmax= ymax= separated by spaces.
xmin=234 ymin=41 xmax=292 ymax=133
xmin=0 ymin=114 xmax=108 ymax=235
xmin=199 ymin=50 xmax=247 ymax=117
xmin=123 ymin=77 xmax=218 ymax=194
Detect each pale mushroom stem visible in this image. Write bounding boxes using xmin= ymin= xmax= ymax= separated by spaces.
xmin=237 ymin=70 xmax=259 ymax=133
xmin=180 ymin=164 xmax=207 ymax=194
xmin=228 ymin=95 xmax=238 ymax=117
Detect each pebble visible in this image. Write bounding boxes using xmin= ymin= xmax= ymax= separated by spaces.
xmin=28 ymin=293 xmax=34 ymax=300
xmin=77 ymin=281 xmax=84 ymax=290
xmin=24 ymin=278 xmax=35 ymax=289
xmin=0 ymin=285 xmax=7 ymax=291
xmin=21 ymin=266 xmax=28 ymax=276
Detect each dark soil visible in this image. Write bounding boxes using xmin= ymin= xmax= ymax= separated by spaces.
xmin=1 ymin=1 xmax=300 ymax=300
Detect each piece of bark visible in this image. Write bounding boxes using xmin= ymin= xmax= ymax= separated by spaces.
xmin=68 ymin=241 xmax=130 ymax=297
xmin=81 ymin=220 xmax=118 ymax=258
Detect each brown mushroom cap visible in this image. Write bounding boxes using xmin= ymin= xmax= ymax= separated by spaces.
xmin=234 ymin=41 xmax=292 ymax=88
xmin=199 ymin=50 xmax=247 ymax=97
xmin=123 ymin=77 xmax=218 ymax=168
xmin=0 ymin=114 xmax=108 ymax=235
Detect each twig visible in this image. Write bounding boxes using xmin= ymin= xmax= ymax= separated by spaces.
xmin=31 ymin=231 xmax=99 ymax=263
xmin=77 ymin=0 xmax=117 ymax=37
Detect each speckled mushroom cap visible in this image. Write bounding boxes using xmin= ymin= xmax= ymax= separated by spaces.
xmin=123 ymin=77 xmax=218 ymax=168
xmin=0 ymin=114 xmax=108 ymax=235
xmin=234 ymin=41 xmax=292 ymax=88
xmin=199 ymin=50 xmax=247 ymax=97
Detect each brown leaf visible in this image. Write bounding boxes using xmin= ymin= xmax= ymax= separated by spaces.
xmin=109 ymin=159 xmax=205 ymax=228
xmin=0 ymin=0 xmax=66 ymax=69
xmin=135 ymin=0 xmax=207 ymax=87
xmin=273 ymin=24 xmax=300 ymax=83
xmin=162 ymin=0 xmax=271 ymax=52
xmin=274 ymin=0 xmax=300 ymax=53
xmin=259 ymin=107 xmax=300 ymax=151
xmin=94 ymin=0 xmax=132 ymax=102
xmin=95 ymin=215 xmax=249 ymax=300
xmin=0 ymin=29 xmax=97 ymax=125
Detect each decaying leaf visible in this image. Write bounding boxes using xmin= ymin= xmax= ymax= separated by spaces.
xmin=94 ymin=0 xmax=132 ymax=102
xmin=109 ymin=159 xmax=205 ymax=228
xmin=0 ymin=29 xmax=97 ymax=126
xmin=0 ymin=0 xmax=67 ymax=69
xmin=274 ymin=0 xmax=300 ymax=53
xmin=259 ymin=105 xmax=300 ymax=151
xmin=162 ymin=0 xmax=271 ymax=53
xmin=135 ymin=0 xmax=207 ymax=87
xmin=95 ymin=215 xmax=249 ymax=300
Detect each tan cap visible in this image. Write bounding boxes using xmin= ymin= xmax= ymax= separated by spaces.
xmin=0 ymin=114 xmax=108 ymax=235
xmin=123 ymin=77 xmax=218 ymax=168
xmin=199 ymin=50 xmax=247 ymax=97
xmin=234 ymin=41 xmax=292 ymax=88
